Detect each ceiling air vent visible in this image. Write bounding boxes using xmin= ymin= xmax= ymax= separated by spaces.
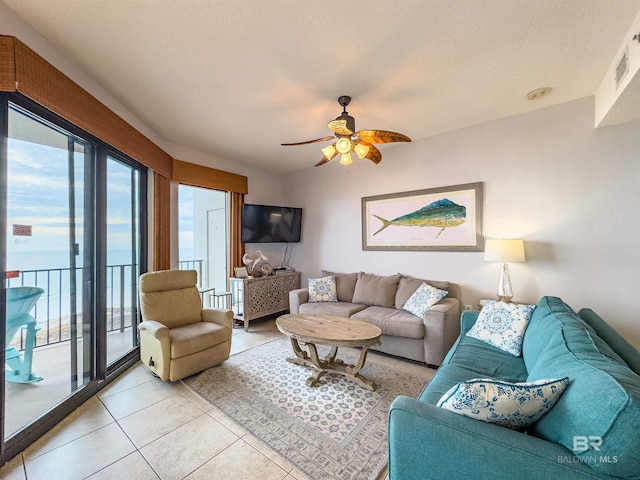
xmin=615 ymin=47 xmax=629 ymax=90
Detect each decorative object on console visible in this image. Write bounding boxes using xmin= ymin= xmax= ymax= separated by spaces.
xmin=436 ymin=377 xmax=570 ymax=429
xmin=281 ymin=95 xmax=411 ymax=167
xmin=402 ymin=281 xmax=448 ymax=318
xmin=362 ymin=182 xmax=483 ymax=252
xmin=260 ymin=262 xmax=273 ymax=276
xmin=242 ymin=250 xmax=269 ymax=275
xmin=484 ymin=238 xmax=525 ymax=301
xmin=234 ymin=266 xmax=248 ymax=278
xmin=466 ymin=300 xmax=535 ymax=356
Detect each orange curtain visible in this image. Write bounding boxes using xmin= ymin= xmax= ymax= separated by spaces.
xmin=229 ymin=192 xmax=245 ymax=275
xmin=153 ymin=173 xmax=171 ymax=271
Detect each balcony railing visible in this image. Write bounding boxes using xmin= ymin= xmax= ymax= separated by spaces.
xmin=177 ymin=260 xmax=203 ymax=287
xmin=5 ymin=260 xmax=204 ymax=351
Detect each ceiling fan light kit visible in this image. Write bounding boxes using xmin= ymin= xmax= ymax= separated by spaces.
xmin=321 ymin=144 xmax=337 ymax=160
xmin=281 ymin=95 xmax=412 ymax=167
xmin=339 ymin=151 xmax=353 ymax=166
xmin=336 ymin=137 xmax=352 ymax=153
xmin=354 ymin=142 xmax=370 ymax=159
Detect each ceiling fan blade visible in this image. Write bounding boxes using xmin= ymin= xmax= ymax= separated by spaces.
xmin=328 ymin=119 xmax=354 ymax=135
xmin=363 ymin=144 xmax=382 ymax=164
xmin=356 ymin=130 xmax=411 ymax=144
xmin=281 ymin=135 xmax=335 ymax=146
xmin=314 ymin=148 xmax=338 ymax=167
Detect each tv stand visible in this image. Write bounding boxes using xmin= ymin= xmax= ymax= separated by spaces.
xmin=230 ymin=272 xmax=300 ymax=331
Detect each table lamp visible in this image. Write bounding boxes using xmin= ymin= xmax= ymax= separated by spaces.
xmin=484 ymin=239 xmax=525 ymax=302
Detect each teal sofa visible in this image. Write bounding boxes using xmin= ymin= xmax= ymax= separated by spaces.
xmin=388 ymin=296 xmax=640 ymax=479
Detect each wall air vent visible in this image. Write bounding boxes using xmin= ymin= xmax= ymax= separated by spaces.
xmin=615 ymin=47 xmax=629 ymax=90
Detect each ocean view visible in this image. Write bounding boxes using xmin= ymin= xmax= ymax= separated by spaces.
xmin=6 ymin=248 xmax=198 ymax=322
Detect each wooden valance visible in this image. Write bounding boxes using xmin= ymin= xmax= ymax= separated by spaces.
xmin=172 ymin=159 xmax=248 ymax=194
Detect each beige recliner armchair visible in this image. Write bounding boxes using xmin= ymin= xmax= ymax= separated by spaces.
xmin=138 ymin=269 xmax=232 ymax=381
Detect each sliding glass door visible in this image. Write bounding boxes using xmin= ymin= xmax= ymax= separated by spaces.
xmin=4 ymin=105 xmax=93 ymax=439
xmin=1 ymin=98 xmax=147 ymax=456
xmin=106 ymin=156 xmax=143 ymax=364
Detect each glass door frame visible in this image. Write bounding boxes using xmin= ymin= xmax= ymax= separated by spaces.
xmin=0 ymin=93 xmax=147 ymax=463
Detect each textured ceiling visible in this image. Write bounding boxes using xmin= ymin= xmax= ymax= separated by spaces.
xmin=4 ymin=0 xmax=640 ymax=174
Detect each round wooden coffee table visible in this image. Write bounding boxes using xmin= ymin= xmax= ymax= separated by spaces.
xmin=276 ymin=313 xmax=382 ymax=391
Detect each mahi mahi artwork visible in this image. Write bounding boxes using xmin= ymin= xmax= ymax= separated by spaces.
xmin=372 ymin=198 xmax=466 ymax=238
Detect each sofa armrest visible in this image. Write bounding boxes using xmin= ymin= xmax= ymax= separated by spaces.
xmin=202 ymin=308 xmax=233 ymax=331
xmin=422 ymin=298 xmax=461 ymax=365
xmin=461 ymin=309 xmax=480 ymax=334
xmin=389 ymin=396 xmax=604 ymax=480
xmin=289 ymin=288 xmax=309 ymax=314
xmin=139 ymin=320 xmax=169 ymax=340
xmin=138 ymin=320 xmax=171 ymax=380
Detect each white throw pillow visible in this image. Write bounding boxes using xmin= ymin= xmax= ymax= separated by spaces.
xmin=466 ymin=300 xmax=535 ymax=356
xmin=437 ymin=377 xmax=570 ymax=429
xmin=402 ymin=282 xmax=448 ymax=318
xmin=308 ymin=276 xmax=338 ymax=302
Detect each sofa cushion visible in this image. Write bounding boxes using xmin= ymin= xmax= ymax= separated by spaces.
xmin=308 ymin=275 xmax=338 ymax=302
xmin=352 ymin=273 xmax=400 ymax=308
xmin=466 ymin=301 xmax=535 ymax=356
xmin=402 ymin=282 xmax=448 ymax=318
xmin=524 ymin=296 xmax=640 ymax=478
xmin=321 ymin=270 xmax=359 ymax=302
xmin=419 ymin=364 xmax=489 ymax=404
xmin=436 ymin=377 xmax=569 ymax=429
xmin=299 ymin=301 xmax=367 ymax=317
xmin=395 ymin=275 xmax=450 ymax=309
xmin=443 ymin=334 xmax=529 ymax=383
xmin=140 ymin=287 xmax=203 ymax=329
xmin=352 ymin=306 xmax=424 ymax=339
xmin=169 ymin=321 xmax=229 ymax=359
xmin=579 ymin=307 xmax=640 ymax=375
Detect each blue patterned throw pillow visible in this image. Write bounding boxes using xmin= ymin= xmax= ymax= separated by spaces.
xmin=466 ymin=300 xmax=535 ymax=356
xmin=437 ymin=377 xmax=570 ymax=429
xmin=402 ymin=282 xmax=448 ymax=318
xmin=308 ymin=276 xmax=338 ymax=303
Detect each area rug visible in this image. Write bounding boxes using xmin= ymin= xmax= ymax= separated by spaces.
xmin=183 ymin=337 xmax=434 ymax=480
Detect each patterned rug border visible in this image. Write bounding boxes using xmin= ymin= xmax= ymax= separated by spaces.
xmin=181 ymin=337 xmax=432 ymax=480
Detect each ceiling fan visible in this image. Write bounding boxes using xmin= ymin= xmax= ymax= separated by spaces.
xmin=281 ymin=95 xmax=412 ymax=167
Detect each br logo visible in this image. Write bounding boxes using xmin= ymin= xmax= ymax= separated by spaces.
xmin=573 ymin=436 xmax=602 ymax=452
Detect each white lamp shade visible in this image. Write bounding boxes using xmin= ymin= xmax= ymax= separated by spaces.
xmin=484 ymin=239 xmax=525 ymax=263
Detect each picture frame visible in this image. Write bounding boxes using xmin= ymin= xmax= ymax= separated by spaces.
xmin=234 ymin=266 xmax=248 ymax=278
xmin=361 ymin=182 xmax=483 ymax=251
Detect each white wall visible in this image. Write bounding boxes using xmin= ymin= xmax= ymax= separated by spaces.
xmin=284 ymin=97 xmax=640 ymax=349
xmin=0 ymin=2 xmax=167 ymax=150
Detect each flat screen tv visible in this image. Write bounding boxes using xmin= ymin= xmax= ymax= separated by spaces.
xmin=241 ymin=204 xmax=302 ymax=243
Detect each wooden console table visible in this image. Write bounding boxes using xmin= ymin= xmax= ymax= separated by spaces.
xmin=230 ymin=272 xmax=300 ymax=331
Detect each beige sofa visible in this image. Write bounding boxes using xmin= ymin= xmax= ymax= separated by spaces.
xmin=289 ymin=271 xmax=461 ymax=366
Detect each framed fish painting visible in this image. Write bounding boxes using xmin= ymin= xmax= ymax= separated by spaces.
xmin=361 ymin=182 xmax=483 ymax=251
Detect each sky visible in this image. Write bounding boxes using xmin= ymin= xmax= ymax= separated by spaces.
xmin=6 ymin=106 xmax=142 ymax=270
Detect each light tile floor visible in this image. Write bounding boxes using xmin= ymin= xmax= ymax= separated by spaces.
xmin=1 ymin=318 xmax=423 ymax=479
